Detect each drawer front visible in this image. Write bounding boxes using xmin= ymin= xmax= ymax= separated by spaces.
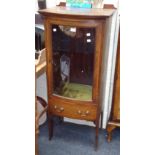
xmin=49 ymin=102 xmax=97 ymax=121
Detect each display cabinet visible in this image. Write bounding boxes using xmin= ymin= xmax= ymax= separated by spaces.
xmin=39 ymin=6 xmax=115 ymax=149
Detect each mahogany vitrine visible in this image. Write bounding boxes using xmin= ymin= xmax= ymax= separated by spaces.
xmin=39 ymin=6 xmax=115 ymax=149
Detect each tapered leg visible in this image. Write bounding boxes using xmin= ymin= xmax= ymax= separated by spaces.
xmin=95 ymin=118 xmax=99 ymax=151
xmin=58 ymin=116 xmax=64 ymax=124
xmin=48 ymin=116 xmax=53 ymax=140
xmin=100 ymin=111 xmax=103 ymax=129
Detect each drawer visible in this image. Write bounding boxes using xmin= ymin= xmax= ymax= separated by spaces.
xmin=49 ymin=102 xmax=97 ymax=121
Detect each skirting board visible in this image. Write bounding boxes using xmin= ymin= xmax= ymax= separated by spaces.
xmin=64 ymin=118 xmax=95 ymax=127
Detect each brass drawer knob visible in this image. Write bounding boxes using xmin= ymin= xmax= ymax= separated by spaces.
xmin=77 ymin=110 xmax=90 ymax=116
xmin=53 ymin=106 xmax=64 ymax=113
xmin=54 ymin=105 xmax=57 ymax=109
xmin=85 ymin=110 xmax=90 ymax=114
xmin=60 ymin=107 xmax=64 ymax=111
xmin=80 ymin=110 xmax=90 ymax=117
xmin=77 ymin=110 xmax=82 ymax=114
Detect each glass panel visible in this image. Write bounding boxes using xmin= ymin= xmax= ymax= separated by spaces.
xmin=51 ymin=24 xmax=95 ymax=101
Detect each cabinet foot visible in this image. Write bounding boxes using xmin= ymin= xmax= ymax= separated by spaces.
xmin=106 ymin=125 xmax=116 ymax=142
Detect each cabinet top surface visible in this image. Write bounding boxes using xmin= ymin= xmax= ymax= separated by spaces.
xmin=38 ymin=6 xmax=115 ymax=18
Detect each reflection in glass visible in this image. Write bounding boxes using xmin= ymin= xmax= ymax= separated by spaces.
xmin=51 ymin=25 xmax=95 ymax=101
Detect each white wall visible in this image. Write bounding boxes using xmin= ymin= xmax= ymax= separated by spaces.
xmin=46 ymin=0 xmax=62 ymax=8
xmin=35 ymin=0 xmax=39 ymax=12
xmin=102 ymin=9 xmax=119 ymax=128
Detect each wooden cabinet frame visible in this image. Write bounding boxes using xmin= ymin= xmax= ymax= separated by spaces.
xmin=39 ymin=7 xmax=115 ymax=150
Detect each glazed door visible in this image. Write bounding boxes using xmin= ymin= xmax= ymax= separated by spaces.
xmin=45 ymin=20 xmax=104 ymax=103
xmin=51 ymin=24 xmax=96 ymax=101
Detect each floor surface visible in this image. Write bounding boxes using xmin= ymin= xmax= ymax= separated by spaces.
xmin=38 ymin=120 xmax=120 ymax=155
